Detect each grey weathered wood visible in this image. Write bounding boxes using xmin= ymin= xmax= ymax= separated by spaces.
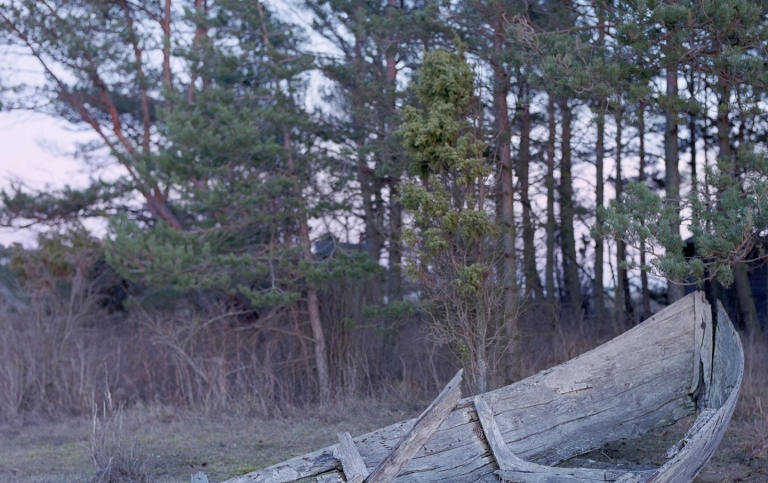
xmin=222 ymin=292 xmax=740 ymax=483
xmin=496 ymin=469 xmax=658 ymax=482
xmin=565 ymin=459 xmax=656 ymax=473
xmin=315 ymin=473 xmax=344 ymax=483
xmin=335 ymin=432 xmax=368 ymax=481
xmin=474 ymin=396 xmax=655 ymax=482
xmin=365 ymin=369 xmax=463 ymax=483
xmin=649 ymin=301 xmax=743 ymax=483
xmin=474 ymin=396 xmax=535 ymax=472
xmin=191 ymin=472 xmax=210 ymax=483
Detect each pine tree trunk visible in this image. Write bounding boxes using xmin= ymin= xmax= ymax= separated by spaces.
xmin=559 ymin=97 xmax=581 ymax=314
xmin=493 ymin=29 xmax=520 ymax=384
xmin=594 ymin=103 xmax=605 ymax=327
xmin=638 ymin=100 xmax=651 ymax=320
xmin=519 ymin=79 xmax=542 ymax=302
xmin=665 ymin=67 xmax=684 ymax=303
xmin=614 ymin=106 xmax=632 ymax=330
xmin=385 ymin=3 xmax=402 ymax=303
xmin=546 ymin=93 xmax=557 ymax=308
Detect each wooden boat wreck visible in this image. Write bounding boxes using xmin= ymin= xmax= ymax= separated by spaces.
xmin=212 ymin=291 xmax=743 ymax=483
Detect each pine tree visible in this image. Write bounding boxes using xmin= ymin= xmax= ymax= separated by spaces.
xmin=0 ymin=0 xmax=185 ymax=229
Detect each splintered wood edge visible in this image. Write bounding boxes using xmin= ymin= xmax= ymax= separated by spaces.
xmin=335 ymin=432 xmax=369 ymax=480
xmin=365 ymin=369 xmax=463 ymax=483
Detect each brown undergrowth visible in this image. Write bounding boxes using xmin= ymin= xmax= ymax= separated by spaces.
xmin=1 ymin=293 xmax=767 ymax=482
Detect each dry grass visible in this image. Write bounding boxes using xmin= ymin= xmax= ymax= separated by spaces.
xmin=89 ymin=390 xmax=148 ymax=483
xmin=733 ymin=335 xmax=768 ymax=460
xmin=0 ymin=397 xmax=417 ymax=483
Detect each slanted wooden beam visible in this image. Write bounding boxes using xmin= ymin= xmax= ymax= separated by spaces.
xmin=365 ymin=369 xmax=463 ymax=483
xmin=336 ymin=432 xmax=369 ymax=483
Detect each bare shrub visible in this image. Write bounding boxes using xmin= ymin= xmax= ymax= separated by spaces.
xmin=0 ymin=239 xmax=110 ymax=421
xmin=89 ymin=389 xmax=148 ymax=483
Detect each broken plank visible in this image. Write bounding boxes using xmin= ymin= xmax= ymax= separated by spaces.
xmin=365 ymin=370 xmax=463 ymax=483
xmin=335 ymin=432 xmax=369 ymax=481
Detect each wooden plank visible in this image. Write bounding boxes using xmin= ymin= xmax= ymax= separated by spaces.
xmin=474 ymin=396 xmax=536 ymax=472
xmin=335 ymin=432 xmax=368 ymax=481
xmin=222 ymin=293 xmax=706 ymax=483
xmin=365 ymin=369 xmax=463 ymax=483
xmin=191 ymin=472 xmax=210 ymax=483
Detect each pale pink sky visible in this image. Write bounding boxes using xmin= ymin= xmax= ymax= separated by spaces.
xmin=0 ymin=111 xmax=96 ymax=246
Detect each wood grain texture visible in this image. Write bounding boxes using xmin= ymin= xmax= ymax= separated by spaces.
xmin=222 ymin=292 xmax=736 ymax=483
xmin=365 ymin=369 xmax=463 ymax=483
xmin=335 ymin=432 xmax=368 ymax=481
xmin=475 ymin=395 xmax=659 ymax=482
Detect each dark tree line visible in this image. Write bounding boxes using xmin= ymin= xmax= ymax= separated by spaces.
xmin=2 ymin=0 xmax=768 ymax=404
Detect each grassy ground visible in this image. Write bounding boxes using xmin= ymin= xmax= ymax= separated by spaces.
xmin=0 ymin=399 xmax=418 ymax=483
xmin=2 ymin=336 xmax=768 ymax=483
xmin=2 ymin=397 xmax=766 ymax=483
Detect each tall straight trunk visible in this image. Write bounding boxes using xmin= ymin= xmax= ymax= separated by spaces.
xmin=493 ymin=30 xmax=520 ymax=384
xmin=161 ymin=0 xmax=173 ymax=88
xmin=614 ymin=106 xmax=632 ymax=329
xmin=385 ymin=0 xmax=402 ymax=302
xmin=353 ymin=39 xmax=385 ymax=267
xmin=546 ymin=93 xmax=557 ymax=307
xmin=594 ymin=103 xmax=605 ymax=327
xmin=689 ymin=69 xmax=698 ymax=210
xmin=593 ymin=0 xmax=606 ymax=326
xmin=716 ymin=79 xmax=760 ymax=335
xmin=186 ymin=0 xmax=209 ymax=101
xmin=283 ymin=126 xmax=332 ymax=403
xmin=519 ymin=79 xmax=542 ymax=302
xmin=559 ymin=97 xmax=581 ymax=313
xmin=665 ymin=67 xmax=684 ymax=303
xmin=638 ymin=100 xmax=651 ymax=320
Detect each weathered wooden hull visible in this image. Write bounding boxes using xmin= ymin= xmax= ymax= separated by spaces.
xmin=219 ymin=292 xmax=743 ymax=483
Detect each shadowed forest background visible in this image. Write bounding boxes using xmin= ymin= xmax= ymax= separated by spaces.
xmin=2 ymin=0 xmax=768 ymax=430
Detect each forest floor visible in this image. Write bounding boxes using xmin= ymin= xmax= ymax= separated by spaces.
xmin=2 ymin=336 xmax=768 ymax=483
